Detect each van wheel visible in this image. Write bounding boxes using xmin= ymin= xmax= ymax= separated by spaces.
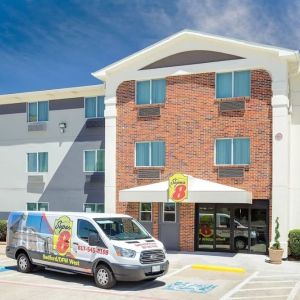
xmin=17 ymin=253 xmax=33 ymax=273
xmin=94 ymin=264 xmax=116 ymax=289
xmin=235 ymin=238 xmax=247 ymax=250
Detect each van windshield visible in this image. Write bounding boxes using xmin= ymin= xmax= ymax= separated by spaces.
xmin=94 ymin=218 xmax=151 ymax=240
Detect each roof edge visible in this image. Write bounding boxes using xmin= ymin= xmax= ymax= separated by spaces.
xmin=92 ymin=29 xmax=299 ymax=80
xmin=0 ymin=84 xmax=104 ymax=98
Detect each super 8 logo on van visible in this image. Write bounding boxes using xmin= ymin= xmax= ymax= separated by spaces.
xmin=53 ymin=216 xmax=73 ymax=256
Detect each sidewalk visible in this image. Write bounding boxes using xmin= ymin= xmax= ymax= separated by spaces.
xmin=168 ymin=251 xmax=300 ymax=273
xmin=0 ymin=243 xmax=5 ymax=255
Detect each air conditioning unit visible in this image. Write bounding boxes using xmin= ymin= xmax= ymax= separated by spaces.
xmin=138 ymin=107 xmax=161 ymax=118
xmin=218 ymin=167 xmax=244 ymax=178
xmin=219 ymin=101 xmax=245 ymax=112
xmin=137 ymin=169 xmax=161 ymax=179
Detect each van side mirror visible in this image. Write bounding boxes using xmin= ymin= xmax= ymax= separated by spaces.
xmin=88 ymin=232 xmax=107 ymax=248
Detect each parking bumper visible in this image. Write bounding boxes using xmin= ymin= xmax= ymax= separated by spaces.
xmin=111 ymin=260 xmax=169 ymax=281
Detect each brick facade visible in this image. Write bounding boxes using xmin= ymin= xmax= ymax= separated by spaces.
xmin=116 ymin=70 xmax=272 ymax=251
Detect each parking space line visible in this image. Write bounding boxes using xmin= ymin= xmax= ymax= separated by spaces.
xmin=239 ymin=286 xmax=294 ymax=291
xmin=249 ymin=280 xmax=297 ymax=283
xmin=160 ymin=265 xmax=191 ymax=279
xmin=220 ymin=271 xmax=259 ymax=300
xmin=230 ymin=295 xmax=290 ymax=299
xmin=257 ymin=274 xmax=300 ymax=278
xmin=287 ymin=281 xmax=300 ymax=300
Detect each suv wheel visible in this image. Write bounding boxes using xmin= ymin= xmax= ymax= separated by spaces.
xmin=94 ymin=264 xmax=116 ymax=289
xmin=17 ymin=253 xmax=33 ymax=273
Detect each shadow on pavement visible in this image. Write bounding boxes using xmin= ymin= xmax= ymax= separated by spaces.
xmin=26 ymin=269 xmax=166 ymax=291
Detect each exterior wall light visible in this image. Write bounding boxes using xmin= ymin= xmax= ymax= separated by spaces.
xmin=59 ymin=122 xmax=67 ymax=133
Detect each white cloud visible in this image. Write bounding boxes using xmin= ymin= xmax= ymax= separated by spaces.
xmin=141 ymin=0 xmax=300 ymax=49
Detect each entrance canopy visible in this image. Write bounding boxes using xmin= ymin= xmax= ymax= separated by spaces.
xmin=120 ymin=175 xmax=252 ymax=204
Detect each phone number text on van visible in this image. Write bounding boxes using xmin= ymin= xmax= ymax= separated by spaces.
xmin=78 ymin=245 xmax=109 ymax=255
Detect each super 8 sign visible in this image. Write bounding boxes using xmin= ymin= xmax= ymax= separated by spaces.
xmin=168 ymin=173 xmax=188 ymax=202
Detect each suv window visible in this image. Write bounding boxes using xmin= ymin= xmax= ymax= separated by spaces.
xmin=77 ymin=219 xmax=98 ymax=242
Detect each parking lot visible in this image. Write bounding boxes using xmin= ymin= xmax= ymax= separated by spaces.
xmin=0 ymin=244 xmax=300 ymax=300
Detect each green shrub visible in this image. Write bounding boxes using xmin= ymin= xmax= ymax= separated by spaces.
xmin=0 ymin=220 xmax=7 ymax=241
xmin=289 ymin=229 xmax=300 ymax=257
xmin=272 ymin=217 xmax=281 ymax=249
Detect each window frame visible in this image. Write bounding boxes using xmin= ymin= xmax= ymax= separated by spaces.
xmin=26 ymin=152 xmax=48 ymax=173
xmin=26 ymin=202 xmax=49 ymax=211
xmin=135 ymin=78 xmax=166 ymax=105
xmin=214 ymin=137 xmax=250 ymax=166
xmin=83 ymin=203 xmax=104 ymax=213
xmin=139 ymin=202 xmax=152 ymax=222
xmin=215 ymin=70 xmax=251 ymax=99
xmin=27 ymin=101 xmax=49 ymax=123
xmin=134 ymin=141 xmax=165 ymax=167
xmin=83 ymin=149 xmax=105 ymax=173
xmin=84 ymin=96 xmax=105 ymax=119
xmin=163 ymin=203 xmax=176 ymax=223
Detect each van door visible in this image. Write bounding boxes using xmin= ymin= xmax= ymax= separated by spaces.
xmin=72 ymin=218 xmax=107 ymax=272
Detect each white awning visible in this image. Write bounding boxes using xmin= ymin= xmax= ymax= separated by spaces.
xmin=119 ymin=175 xmax=252 ymax=204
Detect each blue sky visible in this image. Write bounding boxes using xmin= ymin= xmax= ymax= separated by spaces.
xmin=0 ymin=0 xmax=299 ymax=94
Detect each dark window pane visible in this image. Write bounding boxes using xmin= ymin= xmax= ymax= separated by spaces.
xmin=251 ymin=208 xmax=267 ymax=253
xmin=77 ymin=219 xmax=98 ymax=241
xmin=27 ymin=203 xmax=37 ymax=211
xmin=164 ymin=212 xmax=175 ymax=222
xmin=141 ymin=212 xmax=151 ymax=221
xmin=141 ymin=203 xmax=151 ymax=212
xmin=164 ymin=203 xmax=175 ymax=212
xmin=38 ymin=203 xmax=48 ymax=211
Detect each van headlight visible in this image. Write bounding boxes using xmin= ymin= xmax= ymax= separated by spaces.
xmin=250 ymin=230 xmax=257 ymax=238
xmin=114 ymin=246 xmax=136 ymax=258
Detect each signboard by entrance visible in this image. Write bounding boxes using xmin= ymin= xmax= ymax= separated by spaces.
xmin=168 ymin=173 xmax=188 ymax=202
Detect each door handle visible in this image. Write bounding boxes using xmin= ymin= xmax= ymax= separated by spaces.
xmin=73 ymin=242 xmax=78 ymax=246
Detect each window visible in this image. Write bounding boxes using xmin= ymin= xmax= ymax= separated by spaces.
xmin=84 ymin=203 xmax=104 ymax=213
xmin=140 ymin=203 xmax=152 ymax=222
xmin=94 ymin=217 xmax=151 ymax=240
xmin=136 ymin=79 xmax=166 ymax=105
xmin=216 ymin=70 xmax=250 ymax=98
xmin=84 ymin=149 xmax=104 ymax=172
xmin=163 ymin=203 xmax=176 ymax=222
xmin=26 ymin=202 xmax=49 ymax=211
xmin=27 ymin=152 xmax=48 ymax=172
xmin=77 ymin=219 xmax=98 ymax=242
xmin=28 ymin=101 xmax=49 ymax=122
xmin=215 ymin=138 xmax=250 ymax=165
xmin=136 ymin=141 xmax=165 ymax=167
xmin=219 ymin=215 xmax=230 ymax=228
xmin=85 ymin=96 xmax=105 ymax=118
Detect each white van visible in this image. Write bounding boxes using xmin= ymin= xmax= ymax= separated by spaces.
xmin=6 ymin=211 xmax=169 ymax=289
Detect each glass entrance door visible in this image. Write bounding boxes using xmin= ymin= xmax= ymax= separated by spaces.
xmin=215 ymin=207 xmax=231 ymax=250
xmin=233 ymin=208 xmax=250 ymax=252
xmin=196 ymin=203 xmax=268 ymax=253
xmin=198 ymin=206 xmax=215 ymax=250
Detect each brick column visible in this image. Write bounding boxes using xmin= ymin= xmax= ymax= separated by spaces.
xmin=179 ymin=203 xmax=195 ymax=251
xmin=152 ymin=203 xmax=160 ymax=239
